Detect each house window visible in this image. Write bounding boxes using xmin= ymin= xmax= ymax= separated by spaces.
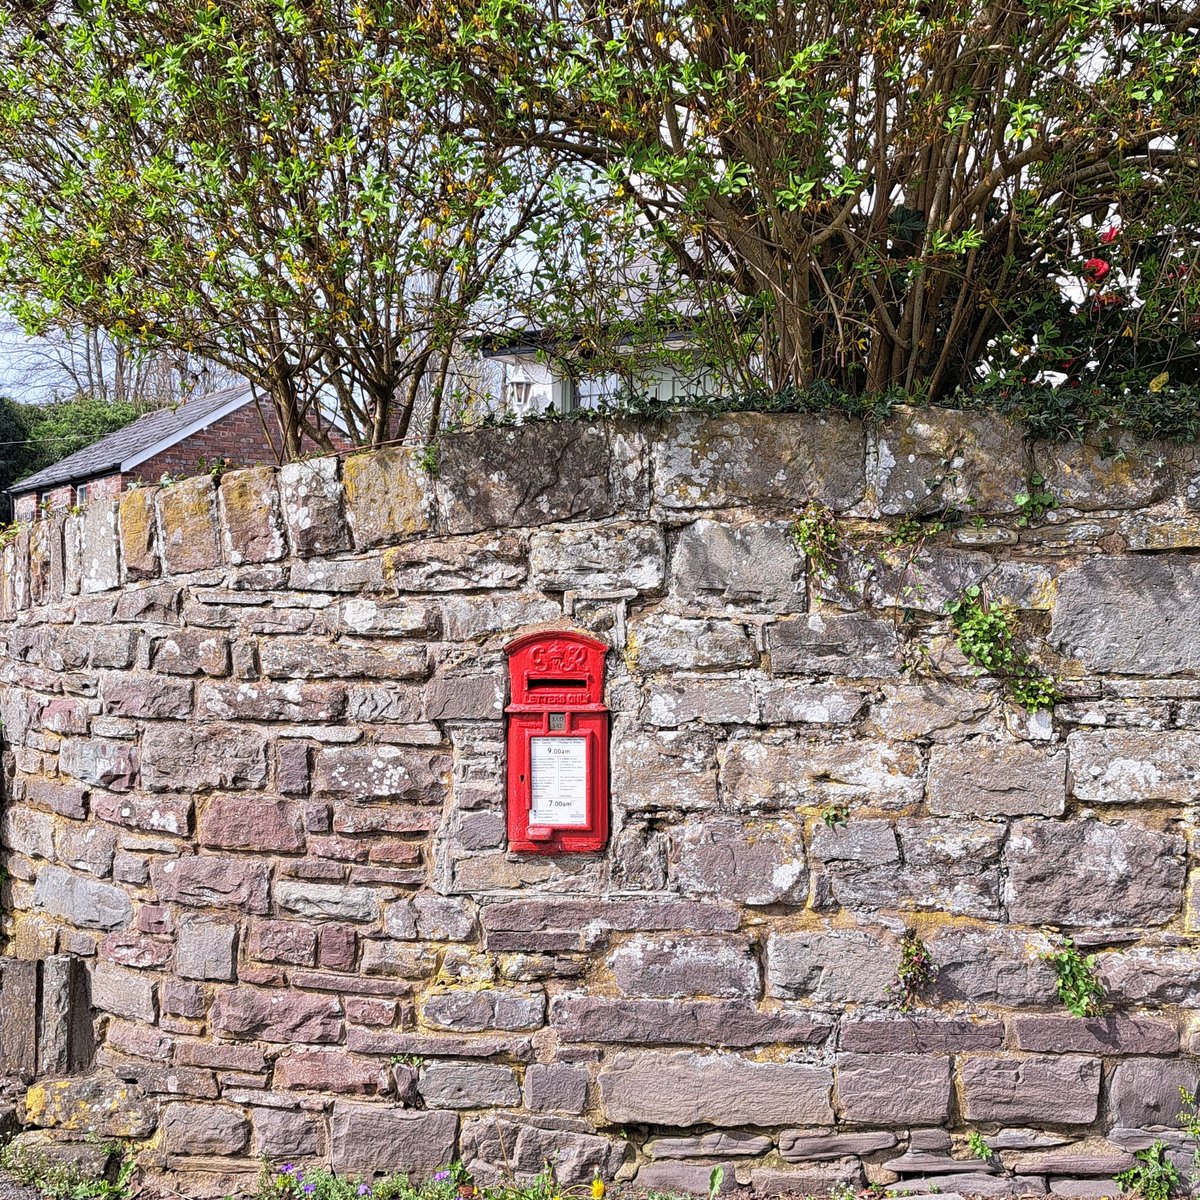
xmin=76 ymin=483 xmax=90 ymax=505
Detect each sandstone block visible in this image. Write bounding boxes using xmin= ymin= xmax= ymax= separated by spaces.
xmin=275 ymin=1049 xmax=386 ymax=1094
xmin=1050 ymin=556 xmax=1200 ymax=674
xmin=461 ymin=1113 xmax=627 ymax=1185
xmin=634 ymin=1161 xmax=744 ymax=1195
xmin=279 ymin=457 xmax=351 ymax=557
xmin=530 ymin=522 xmax=664 ymax=593
xmin=253 ymin=1108 xmax=320 ymax=1158
xmin=329 ymin=1104 xmax=458 ymax=1177
xmin=960 ymin=1056 xmax=1101 ymax=1124
xmin=647 ymin=1132 xmax=773 ymax=1160
xmin=198 ymin=680 xmax=346 ymax=722
xmin=928 ymin=742 xmax=1067 ymax=817
xmin=835 ymin=1053 xmax=951 ymax=1126
xmin=671 ymin=518 xmax=804 ymax=612
xmin=197 ymin=796 xmax=306 ymax=853
xmin=810 ymin=819 xmax=899 ymax=864
xmin=653 ymin=413 xmax=866 ymax=512
xmin=313 ymin=744 xmax=449 ymax=801
xmin=218 ymin=466 xmax=286 ymax=564
xmin=599 ymin=1051 xmax=833 ymax=1126
xmin=671 ymin=817 xmax=806 ymax=906
xmin=838 ymin=1018 xmax=1004 ymax=1054
xmin=929 ymin=927 xmax=1059 ymax=1006
xmin=343 ymin=447 xmax=433 ymax=548
xmin=161 ymin=1102 xmax=249 ymax=1155
xmin=609 ymin=935 xmax=761 ymax=999
xmin=779 ymin=1130 xmax=897 ymax=1162
xmin=1108 ymin=1059 xmax=1199 ymax=1128
xmin=23 ymin=1072 xmax=156 ymax=1139
xmin=550 ymin=996 xmax=831 ymax=1049
xmin=419 ymin=1063 xmax=521 ymax=1109
xmin=59 ymin=738 xmax=138 ymax=792
xmin=158 ymin=476 xmax=221 ymax=574
xmin=149 ymin=628 xmax=230 ymax=676
xmin=1004 ymin=818 xmax=1185 ymax=928
xmin=525 ymin=1064 xmax=588 ymax=1115
xmin=211 ymin=987 xmax=342 ymax=1043
xmin=1012 ymin=1015 xmax=1178 ymax=1055
xmin=100 ymin=674 xmax=193 ymax=719
xmin=151 ymin=856 xmax=270 ymax=914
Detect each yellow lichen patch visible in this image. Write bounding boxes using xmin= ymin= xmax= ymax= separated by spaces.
xmin=118 ymin=487 xmax=156 ymax=559
xmin=343 ymin=446 xmax=432 ymax=544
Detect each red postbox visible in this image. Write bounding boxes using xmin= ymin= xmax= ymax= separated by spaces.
xmin=505 ymin=630 xmax=609 ymax=854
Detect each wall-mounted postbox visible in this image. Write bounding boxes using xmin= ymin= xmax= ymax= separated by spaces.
xmin=505 ymin=630 xmax=609 ymax=854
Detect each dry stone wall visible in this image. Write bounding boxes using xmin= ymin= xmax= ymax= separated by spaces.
xmin=1 ymin=408 xmax=1200 ymax=1198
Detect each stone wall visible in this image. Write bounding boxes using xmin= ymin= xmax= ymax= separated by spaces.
xmin=1 ymin=408 xmax=1199 ymax=1199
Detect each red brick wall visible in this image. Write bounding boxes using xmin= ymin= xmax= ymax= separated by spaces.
xmin=128 ymin=405 xmax=284 ymax=484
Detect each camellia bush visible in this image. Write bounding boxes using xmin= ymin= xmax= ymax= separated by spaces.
xmin=418 ymin=0 xmax=1200 ymax=403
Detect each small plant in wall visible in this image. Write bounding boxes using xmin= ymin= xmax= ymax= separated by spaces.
xmin=966 ymin=1131 xmax=995 ymax=1164
xmin=1180 ymin=1087 xmax=1200 ymax=1181
xmin=1041 ymin=935 xmax=1104 ymax=1018
xmin=1114 ymin=1140 xmax=1183 ymax=1200
xmin=792 ymin=500 xmax=839 ymax=581
xmin=887 ymin=931 xmax=938 ymax=1012
xmin=820 ymin=803 xmax=848 ymax=829
xmin=945 ymin=585 xmax=1058 ymax=713
xmin=1013 ymin=473 xmax=1057 ymax=527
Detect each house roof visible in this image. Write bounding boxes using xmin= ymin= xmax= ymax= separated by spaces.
xmin=10 ymin=384 xmax=256 ymax=495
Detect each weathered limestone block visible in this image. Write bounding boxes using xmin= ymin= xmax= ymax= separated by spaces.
xmin=279 ymin=457 xmax=351 ymax=557
xmin=836 ymin=1054 xmax=952 ymax=1126
xmin=767 ymin=927 xmax=897 ymax=1004
xmin=24 ymin=1072 xmax=157 ymax=1138
xmin=118 ymin=487 xmax=160 ymax=581
xmin=873 ymin=408 xmax=1027 ymax=515
xmin=211 ymin=986 xmax=342 ymax=1043
xmin=670 ymin=817 xmax=807 ymax=906
xmin=768 ymin=611 xmax=899 ymax=677
xmin=420 ymin=989 xmax=544 ymax=1032
xmin=1032 ymin=438 xmax=1173 ymax=511
xmin=1108 ymin=1059 xmax=1200 ymax=1128
xmin=382 ymin=533 xmax=526 ymax=591
xmin=653 ymin=413 xmax=866 ymax=512
xmin=422 ymin=670 xmax=505 ymax=721
xmin=1003 ymin=818 xmax=1186 ymax=927
xmin=863 ymin=546 xmax=995 ymax=614
xmin=530 ymin=522 xmax=664 ymax=593
xmin=219 ymin=466 xmax=286 ymax=564
xmin=810 ymin=819 xmax=899 ymax=865
xmin=39 ymin=955 xmax=93 ymax=1076
xmin=928 ymin=742 xmax=1067 ymax=817
xmin=1099 ymin=947 xmax=1200 ymax=1006
xmin=80 ymin=500 xmax=121 ymax=594
xmin=90 ymin=962 xmax=157 ymax=1023
xmin=671 ymin=518 xmax=804 ymax=612
xmin=0 ymin=960 xmax=38 ymax=1077
xmin=91 ymin=791 xmax=192 ymax=837
xmin=611 ymin=728 xmax=719 ymax=812
xmin=276 ymin=881 xmax=381 ymax=923
xmin=441 ymin=592 xmax=561 ymax=641
xmin=177 ymin=918 xmax=239 ymax=981
xmin=1050 ymin=556 xmax=1200 ymax=674
xmin=759 ymin=681 xmax=868 ymax=726
xmin=151 ymin=856 xmax=270 ymax=914
xmin=161 ymin=1102 xmax=249 ymax=1155
xmin=2 ymin=806 xmax=55 ymax=861
xmin=629 ymin=613 xmax=756 ymax=672
xmin=101 ymin=673 xmax=193 ymax=719
xmin=550 ymin=995 xmax=831 ymax=1048
xmin=929 ymin=927 xmax=1059 ymax=1006
xmin=525 ymin=1064 xmax=588 ymax=1115
xmin=960 ymin=1056 xmax=1101 ymax=1124
xmin=340 ymin=597 xmax=439 ymax=638
xmin=55 ymin=822 xmax=117 ymax=877
xmin=418 ymin=1063 xmax=522 ymax=1109
xmin=599 ymin=1051 xmax=833 ymax=1127
xmin=642 ymin=675 xmax=758 ymax=726
xmin=158 ymin=476 xmax=221 ymax=574
xmin=329 ymin=1104 xmax=458 ymax=1177
xmin=1067 ymin=729 xmax=1200 ymax=802
xmin=260 ymin=637 xmax=428 ymax=682
xmin=59 ymin=738 xmax=138 ymax=792
xmin=32 ymin=867 xmax=132 ymax=930
xmin=198 ymin=680 xmax=346 ymax=723
xmin=720 ymin=736 xmax=923 ymax=810
xmin=142 ymin=725 xmax=267 ymax=792
xmin=343 ymin=447 xmax=433 ymax=549
xmin=609 ymin=935 xmax=761 ymax=1000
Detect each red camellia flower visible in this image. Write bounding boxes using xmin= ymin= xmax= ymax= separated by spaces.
xmin=1082 ymin=257 xmax=1111 ymax=283
xmin=1100 ymin=225 xmax=1119 ymax=245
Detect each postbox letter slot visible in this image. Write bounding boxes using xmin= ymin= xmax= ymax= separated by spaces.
xmin=528 ymin=677 xmax=587 ymax=691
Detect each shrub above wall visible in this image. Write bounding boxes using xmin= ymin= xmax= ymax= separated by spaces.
xmin=1 ymin=407 xmax=1199 ymax=1199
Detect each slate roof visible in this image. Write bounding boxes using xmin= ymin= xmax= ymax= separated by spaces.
xmin=10 ymin=384 xmax=254 ymax=495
